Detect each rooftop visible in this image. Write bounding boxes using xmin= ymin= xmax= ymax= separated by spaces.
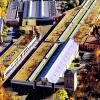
xmin=73 ymin=0 xmax=100 ymax=43
xmin=23 ymin=0 xmax=56 ymax=19
xmin=12 ymin=8 xmax=80 ymax=83
xmin=36 ymin=39 xmax=78 ymax=83
xmin=6 ymin=0 xmax=19 ymax=20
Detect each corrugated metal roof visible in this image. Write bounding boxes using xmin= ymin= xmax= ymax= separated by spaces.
xmin=23 ymin=0 xmax=56 ymax=19
xmin=37 ymin=39 xmax=78 ymax=83
xmin=23 ymin=1 xmax=30 ymax=19
xmin=36 ymin=39 xmax=70 ymax=81
xmin=44 ymin=39 xmax=78 ymax=83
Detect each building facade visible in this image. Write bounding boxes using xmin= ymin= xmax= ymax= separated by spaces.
xmin=64 ymin=70 xmax=77 ymax=91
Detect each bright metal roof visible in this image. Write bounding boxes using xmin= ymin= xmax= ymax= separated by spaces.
xmin=37 ymin=39 xmax=78 ymax=83
xmin=23 ymin=0 xmax=56 ymax=19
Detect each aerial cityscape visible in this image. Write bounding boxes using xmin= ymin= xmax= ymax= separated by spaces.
xmin=0 ymin=0 xmax=100 ymax=100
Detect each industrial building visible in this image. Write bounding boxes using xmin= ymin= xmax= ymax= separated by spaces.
xmin=35 ymin=39 xmax=79 ymax=84
xmin=23 ymin=0 xmax=56 ymax=19
xmin=1 ymin=1 xmax=99 ymax=99
xmin=11 ymin=39 xmax=79 ymax=91
xmin=22 ymin=0 xmax=56 ymax=26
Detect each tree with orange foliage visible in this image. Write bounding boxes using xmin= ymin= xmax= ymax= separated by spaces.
xmin=0 ymin=7 xmax=2 ymax=18
xmin=95 ymin=50 xmax=100 ymax=59
xmin=0 ymin=87 xmax=10 ymax=100
xmin=0 ymin=64 xmax=6 ymax=82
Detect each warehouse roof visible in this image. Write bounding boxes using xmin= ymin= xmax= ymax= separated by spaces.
xmin=23 ymin=0 xmax=56 ymax=19
xmin=37 ymin=39 xmax=79 ymax=83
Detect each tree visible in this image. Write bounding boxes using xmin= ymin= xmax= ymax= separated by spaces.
xmin=0 ymin=7 xmax=2 ymax=18
xmin=2 ymin=25 xmax=8 ymax=36
xmin=0 ymin=0 xmax=8 ymax=8
xmin=60 ymin=1 xmax=69 ymax=12
xmin=0 ymin=87 xmax=21 ymax=100
xmin=0 ymin=0 xmax=8 ymax=19
xmin=1 ymin=11 xmax=6 ymax=19
xmin=55 ymin=88 xmax=69 ymax=100
xmin=73 ymin=0 xmax=79 ymax=6
xmin=17 ymin=27 xmax=25 ymax=35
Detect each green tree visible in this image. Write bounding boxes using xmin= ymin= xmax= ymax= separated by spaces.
xmin=17 ymin=27 xmax=25 ymax=35
xmin=2 ymin=25 xmax=8 ymax=36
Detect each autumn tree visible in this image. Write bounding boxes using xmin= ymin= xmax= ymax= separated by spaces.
xmin=0 ymin=0 xmax=8 ymax=19
xmin=0 ymin=0 xmax=8 ymax=8
xmin=0 ymin=7 xmax=2 ymax=18
xmin=54 ymin=88 xmax=69 ymax=100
